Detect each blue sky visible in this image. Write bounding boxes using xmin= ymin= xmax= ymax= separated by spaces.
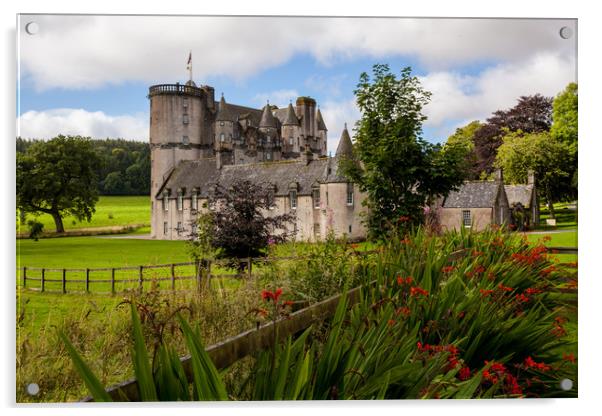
xmin=17 ymin=15 xmax=577 ymax=153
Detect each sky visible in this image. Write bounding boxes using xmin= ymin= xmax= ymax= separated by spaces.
xmin=16 ymin=15 xmax=577 ymax=154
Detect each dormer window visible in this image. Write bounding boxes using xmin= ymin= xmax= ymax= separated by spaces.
xmin=177 ymin=190 xmax=184 ymax=211
xmin=191 ymin=190 xmax=198 ymax=211
xmin=162 ymin=191 xmax=169 ymax=211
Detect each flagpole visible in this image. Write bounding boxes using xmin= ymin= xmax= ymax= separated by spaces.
xmin=188 ymin=51 xmax=193 ymax=83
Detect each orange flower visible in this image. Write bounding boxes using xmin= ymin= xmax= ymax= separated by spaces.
xmin=498 ymin=283 xmax=513 ymax=292
xmin=387 ymin=319 xmax=396 ymax=327
xmin=563 ymin=352 xmax=576 ymax=363
xmin=410 ymin=286 xmax=429 ymax=297
xmin=480 ymin=289 xmax=494 ymax=297
xmin=442 ymin=265 xmax=455 ymax=273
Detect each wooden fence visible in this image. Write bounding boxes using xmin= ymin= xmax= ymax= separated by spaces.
xmin=17 ymin=252 xmax=378 ymax=295
xmin=83 ymin=246 xmax=577 ymax=402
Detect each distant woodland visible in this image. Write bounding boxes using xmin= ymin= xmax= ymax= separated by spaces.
xmin=16 ymin=137 xmax=150 ymax=195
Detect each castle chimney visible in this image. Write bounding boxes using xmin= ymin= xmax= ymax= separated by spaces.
xmin=494 ymin=168 xmax=504 ymax=183
xmin=527 ymin=169 xmax=535 ymax=185
xmin=303 ymin=149 xmax=313 ymax=165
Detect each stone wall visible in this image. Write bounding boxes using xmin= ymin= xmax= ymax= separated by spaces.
xmin=439 ymin=207 xmax=493 ymax=232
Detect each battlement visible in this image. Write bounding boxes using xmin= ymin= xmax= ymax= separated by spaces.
xmin=148 ymin=83 xmax=204 ymax=98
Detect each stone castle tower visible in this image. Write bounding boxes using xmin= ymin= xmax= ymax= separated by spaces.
xmin=148 ymin=80 xmax=328 ymax=195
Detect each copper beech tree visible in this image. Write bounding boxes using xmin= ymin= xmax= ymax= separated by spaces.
xmin=189 ymin=179 xmax=295 ymax=267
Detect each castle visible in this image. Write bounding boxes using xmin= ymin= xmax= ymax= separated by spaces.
xmin=148 ymin=79 xmax=368 ymax=241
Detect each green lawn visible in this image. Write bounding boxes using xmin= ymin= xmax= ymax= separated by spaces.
xmin=17 ymin=235 xmax=188 ymax=269
xmin=18 ymin=195 xmax=150 ymax=233
xmin=536 ymin=201 xmax=577 ymax=231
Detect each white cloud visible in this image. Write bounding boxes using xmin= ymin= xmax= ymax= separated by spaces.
xmin=17 ymin=108 xmax=148 ymax=140
xmin=320 ymin=98 xmax=361 ymax=155
xmin=420 ymin=51 xmax=576 ymax=136
xmin=253 ymin=89 xmax=299 ymax=107
xmin=19 ymin=15 xmax=576 ymax=90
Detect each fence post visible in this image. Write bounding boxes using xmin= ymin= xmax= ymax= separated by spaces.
xmin=23 ymin=267 xmax=27 ymax=289
xmin=111 ymin=268 xmax=116 ymax=295
xmin=247 ymin=258 xmax=252 ymax=279
xmin=62 ymin=269 xmax=67 ymax=294
xmin=85 ymin=268 xmax=90 ymax=293
xmin=171 ymin=264 xmax=176 ymax=292
xmin=139 ymin=266 xmax=144 ymax=292
xmin=41 ymin=268 xmax=45 ymax=292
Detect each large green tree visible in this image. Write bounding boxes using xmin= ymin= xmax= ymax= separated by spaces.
xmin=495 ymin=131 xmax=574 ymax=218
xmin=445 ymin=120 xmax=482 ymax=179
xmin=17 ymin=135 xmax=101 ymax=232
xmin=550 ymin=82 xmax=578 ymax=190
xmin=344 ymin=64 xmax=468 ymax=237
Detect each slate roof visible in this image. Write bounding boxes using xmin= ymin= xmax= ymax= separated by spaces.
xmin=259 ymin=104 xmax=279 ymax=128
xmin=336 ymin=126 xmax=353 ymax=157
xmin=157 ymin=157 xmax=352 ymax=198
xmin=215 ymin=96 xmax=262 ymax=125
xmin=443 ymin=181 xmax=501 ymax=208
xmin=504 ymin=184 xmax=534 ymax=208
xmin=316 ymin=109 xmax=327 ymax=131
xmin=282 ymin=103 xmax=300 ymax=126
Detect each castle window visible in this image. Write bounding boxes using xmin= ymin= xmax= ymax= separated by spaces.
xmin=312 ymin=188 xmax=320 ymax=209
xmin=346 ymin=183 xmax=354 ymax=206
xmin=177 ymin=221 xmax=182 ymax=235
xmin=183 ymin=97 xmax=188 ymax=108
xmin=183 ymin=114 xmax=189 ymax=124
xmin=289 ymin=137 xmax=293 ymax=146
xmin=191 ymin=190 xmax=198 ymax=211
xmin=162 ymin=192 xmax=169 ymax=211
xmin=220 ymin=133 xmax=225 ymax=142
xmin=266 ymin=152 xmax=271 ymax=160
xmin=177 ymin=191 xmax=183 ymax=211
xmin=220 ymin=121 xmax=225 ymax=126
xmin=289 ymin=190 xmax=297 ymax=210
xmin=182 ymin=135 xmax=189 ymax=145
xmin=163 ymin=222 xmax=168 ymax=235
xmin=462 ymin=210 xmax=471 ymax=227
xmin=349 ymin=225 xmax=352 ymax=233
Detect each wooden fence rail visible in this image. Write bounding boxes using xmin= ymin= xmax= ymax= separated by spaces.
xmin=17 ymin=251 xmax=380 ymax=295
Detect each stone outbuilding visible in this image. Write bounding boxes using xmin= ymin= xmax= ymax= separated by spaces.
xmin=438 ymin=170 xmax=510 ymax=231
xmin=504 ymin=170 xmax=539 ymax=230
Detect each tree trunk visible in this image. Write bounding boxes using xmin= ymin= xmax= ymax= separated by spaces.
xmin=545 ymin=188 xmax=555 ymax=219
xmin=51 ymin=211 xmax=65 ymax=233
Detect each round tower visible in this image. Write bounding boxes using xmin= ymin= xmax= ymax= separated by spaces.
xmin=148 ymin=81 xmax=210 ymax=195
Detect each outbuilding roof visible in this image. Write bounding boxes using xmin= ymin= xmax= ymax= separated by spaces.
xmin=504 ymin=184 xmax=535 ymax=208
xmin=442 ymin=181 xmax=502 ymax=208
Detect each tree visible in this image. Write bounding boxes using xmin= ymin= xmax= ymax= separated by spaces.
xmin=494 ymin=131 xmax=574 ymax=218
xmin=445 ymin=121 xmax=482 ymax=179
xmin=194 ymin=179 xmax=295 ymax=265
xmin=343 ymin=64 xmax=468 ymax=238
xmin=16 ymin=135 xmax=101 ymax=232
xmin=550 ymin=83 xmax=578 ymax=191
xmin=473 ymin=94 xmax=553 ymax=176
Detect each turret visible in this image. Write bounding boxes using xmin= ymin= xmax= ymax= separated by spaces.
xmin=148 ymin=82 xmax=212 ymax=196
xmin=336 ymin=123 xmax=353 ymax=158
xmin=282 ymin=102 xmax=301 ymax=155
xmin=316 ymin=108 xmax=328 ymax=157
xmin=259 ymin=102 xmax=280 ymax=161
xmin=296 ymin=96 xmax=317 ymax=150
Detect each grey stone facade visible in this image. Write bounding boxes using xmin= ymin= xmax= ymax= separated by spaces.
xmin=148 ymin=81 xmax=367 ymax=241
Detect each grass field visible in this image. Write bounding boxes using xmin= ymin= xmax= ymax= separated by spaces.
xmin=536 ymin=201 xmax=577 ymax=231
xmin=17 ymin=195 xmax=150 ymax=233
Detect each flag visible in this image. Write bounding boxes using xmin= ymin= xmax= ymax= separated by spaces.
xmin=186 ymin=52 xmax=192 ymax=70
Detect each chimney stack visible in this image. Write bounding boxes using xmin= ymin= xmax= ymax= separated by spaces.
xmin=527 ymin=169 xmax=535 ymax=185
xmin=494 ymin=168 xmax=504 ymax=183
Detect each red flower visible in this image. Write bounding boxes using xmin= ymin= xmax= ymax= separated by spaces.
xmin=396 ymin=306 xmax=411 ymax=317
xmin=261 ymin=290 xmax=273 ymax=301
xmin=480 ymin=289 xmax=494 ymax=297
xmin=525 ymin=287 xmax=543 ymax=295
xmin=396 ymin=275 xmax=404 ymax=285
xmin=282 ymin=300 xmax=294 ymax=307
xmin=410 ymin=286 xmax=429 ymax=297
xmin=398 ymin=215 xmax=411 ymax=222
xmin=505 ymin=373 xmax=522 ymax=395
xmin=387 ymin=319 xmax=396 ymax=327
xmin=524 ymin=356 xmax=551 ymax=371
xmin=563 ymin=352 xmax=576 ymax=363
xmin=274 ymin=288 xmax=283 ymax=302
xmin=458 ymin=367 xmax=471 ymax=381
xmin=487 ymin=272 xmax=496 ymax=281
xmin=472 ymin=250 xmax=484 ymax=257
xmin=498 ymin=283 xmax=513 ymax=292
xmin=405 ymin=276 xmax=414 ymax=285
xmin=442 ymin=265 xmax=455 ymax=273
xmin=515 ymin=293 xmax=530 ymax=303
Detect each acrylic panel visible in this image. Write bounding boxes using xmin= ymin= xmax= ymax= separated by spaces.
xmin=16 ymin=14 xmax=578 ymax=403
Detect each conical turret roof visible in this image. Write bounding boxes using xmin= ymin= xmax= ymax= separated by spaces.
xmin=259 ymin=102 xmax=278 ymax=128
xmin=316 ymin=108 xmax=327 ymax=131
xmin=335 ymin=123 xmax=353 ymax=157
xmin=216 ymin=94 xmax=236 ymax=122
xmin=283 ymin=102 xmax=299 ymax=126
